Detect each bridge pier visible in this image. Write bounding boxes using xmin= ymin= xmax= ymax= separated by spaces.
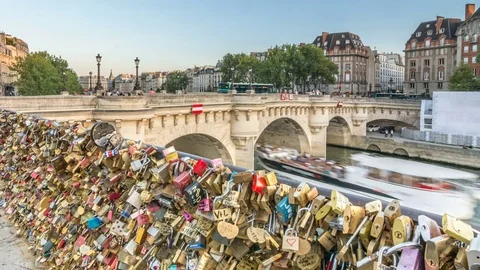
xmin=231 ymin=136 xmax=256 ymax=170
xmin=309 ymin=125 xmax=327 ymax=157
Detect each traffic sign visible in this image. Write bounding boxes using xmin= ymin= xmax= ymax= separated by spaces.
xmin=192 ymin=104 xmax=203 ymax=114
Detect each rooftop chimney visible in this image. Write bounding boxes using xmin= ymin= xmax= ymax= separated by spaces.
xmin=436 ymin=16 xmax=444 ymax=34
xmin=321 ymin=32 xmax=329 ymax=44
xmin=466 ymin=4 xmax=476 ymax=21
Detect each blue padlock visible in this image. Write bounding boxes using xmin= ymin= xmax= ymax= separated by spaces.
xmin=275 ymin=196 xmax=296 ymax=224
xmin=86 ymin=216 xmax=103 ymax=230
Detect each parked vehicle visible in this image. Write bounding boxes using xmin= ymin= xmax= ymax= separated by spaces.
xmin=367 ymin=125 xmax=380 ymax=132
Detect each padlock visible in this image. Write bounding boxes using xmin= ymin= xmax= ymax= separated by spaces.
xmin=425 ymin=234 xmax=456 ymax=270
xmin=467 ymin=236 xmax=480 ymax=268
xmin=275 ymin=196 xmax=296 ymax=224
xmin=331 ymin=190 xmax=349 ymax=214
xmin=442 ymin=213 xmax=474 ymax=244
xmin=392 ymin=215 xmax=413 ymax=245
xmin=282 ymin=228 xmax=299 ymax=252
xmin=173 ymin=171 xmax=192 ymax=195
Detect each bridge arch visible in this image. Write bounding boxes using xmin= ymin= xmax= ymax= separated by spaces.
xmin=366 ymin=119 xmax=418 ymax=131
xmin=256 ymin=117 xmax=310 ymax=154
xmin=367 ymin=144 xmax=381 ymax=152
xmin=393 ymin=148 xmax=409 ymax=157
xmin=327 ymin=116 xmax=352 ymax=147
xmin=166 ymin=133 xmax=234 ymax=164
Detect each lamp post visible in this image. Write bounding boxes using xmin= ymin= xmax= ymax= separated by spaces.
xmin=89 ymin=71 xmax=93 ymax=92
xmin=230 ymin=67 xmax=235 ymax=90
xmin=248 ymin=68 xmax=253 ymax=90
xmin=62 ymin=72 xmax=66 ymax=92
xmin=133 ymin=57 xmax=140 ymax=91
xmin=94 ymin=54 xmax=103 ymax=93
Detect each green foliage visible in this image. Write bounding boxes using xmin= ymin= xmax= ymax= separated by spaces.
xmin=449 ymin=64 xmax=480 ymax=91
xmin=10 ymin=51 xmax=82 ymax=95
xmin=219 ymin=44 xmax=337 ymax=91
xmin=165 ymin=71 xmax=188 ymax=93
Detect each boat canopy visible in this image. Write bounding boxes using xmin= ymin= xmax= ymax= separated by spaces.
xmin=351 ymin=153 xmax=478 ymax=180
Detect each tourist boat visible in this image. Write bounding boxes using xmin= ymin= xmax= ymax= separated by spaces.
xmin=342 ymin=153 xmax=478 ymax=219
xmin=256 ymin=146 xmax=479 ymax=219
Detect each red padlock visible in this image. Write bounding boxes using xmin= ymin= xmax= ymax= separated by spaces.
xmin=192 ymin=159 xmax=208 ymax=176
xmin=137 ymin=213 xmax=150 ymax=226
xmin=252 ymin=173 xmax=267 ymax=194
xmin=173 ymin=171 xmax=191 ymax=195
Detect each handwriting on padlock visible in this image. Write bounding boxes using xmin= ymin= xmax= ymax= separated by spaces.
xmin=247 ymin=227 xmax=266 ymax=244
xmin=213 ymin=208 xmax=232 ymax=221
xmin=296 ymin=252 xmax=320 ymax=270
xmin=217 ymin=221 xmax=239 ymax=239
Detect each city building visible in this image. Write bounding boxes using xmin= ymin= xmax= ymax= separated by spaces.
xmin=107 ymin=70 xmax=115 ymax=90
xmin=140 ymin=71 xmax=167 ymax=91
xmin=78 ymin=75 xmax=108 ymax=91
xmin=455 ymin=4 xmax=480 ymax=74
xmin=113 ymin=74 xmax=135 ymax=93
xmin=404 ymin=13 xmax=461 ymax=93
xmin=185 ymin=68 xmax=195 ymax=92
xmin=0 ymin=32 xmax=29 ymax=96
xmin=250 ymin=51 xmax=268 ymax=61
xmin=312 ymin=32 xmax=375 ymax=94
xmin=373 ymin=52 xmax=405 ymax=92
xmin=192 ymin=66 xmax=222 ymax=92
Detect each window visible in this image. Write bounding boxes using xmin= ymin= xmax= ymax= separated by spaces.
xmin=410 ymin=71 xmax=416 ymax=80
xmin=473 ymin=57 xmax=477 ymax=64
xmin=410 ymin=83 xmax=415 ymax=89
xmin=424 ymin=83 xmax=428 ymax=89
xmin=474 ymin=45 xmax=478 ymax=52
xmin=438 ymin=70 xmax=444 ymax=80
xmin=439 ymin=28 xmax=445 ymax=34
xmin=336 ymin=40 xmax=340 ymax=45
xmin=427 ymin=30 xmax=433 ymax=36
xmin=426 ymin=24 xmax=430 ymax=28
xmin=474 ymin=34 xmax=478 ymax=42
xmin=424 ymin=60 xmax=430 ymax=66
xmin=424 ymin=70 xmax=430 ymax=81
xmin=438 ymin=58 xmax=444 ymax=65
xmin=416 ymin=32 xmax=422 ymax=37
xmin=412 ymin=51 xmax=416 ymax=57
xmin=464 ymin=57 xmax=469 ymax=64
xmin=346 ymin=64 xmax=351 ymax=70
xmin=426 ymin=40 xmax=431 ymax=47
xmin=465 ymin=35 xmax=470 ymax=41
xmin=346 ymin=47 xmax=350 ymax=53
xmin=412 ymin=41 xmax=416 ymax=49
xmin=324 ymin=41 xmax=328 ymax=46
xmin=345 ymin=73 xmax=350 ymax=82
xmin=438 ymin=82 xmax=443 ymax=89
xmin=464 ymin=46 xmax=469 ymax=53
xmin=346 ymin=40 xmax=350 ymax=44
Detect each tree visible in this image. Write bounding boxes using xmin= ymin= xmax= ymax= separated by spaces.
xmin=449 ymin=64 xmax=480 ymax=91
xmin=10 ymin=51 xmax=82 ymax=95
xmin=165 ymin=71 xmax=188 ymax=93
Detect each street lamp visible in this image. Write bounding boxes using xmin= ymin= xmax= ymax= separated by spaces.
xmin=94 ymin=54 xmax=103 ymax=93
xmin=248 ymin=68 xmax=253 ymax=90
xmin=62 ymin=72 xmax=66 ymax=92
xmin=230 ymin=67 xmax=236 ymax=90
xmin=89 ymin=71 xmax=93 ymax=92
xmin=134 ymin=57 xmax=141 ymax=91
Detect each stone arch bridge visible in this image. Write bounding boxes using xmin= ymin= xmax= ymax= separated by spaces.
xmin=0 ymin=94 xmax=420 ymax=169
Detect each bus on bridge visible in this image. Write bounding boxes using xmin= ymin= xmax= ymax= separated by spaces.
xmin=218 ymin=82 xmax=274 ymax=94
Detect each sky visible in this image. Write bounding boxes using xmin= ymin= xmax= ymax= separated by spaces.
xmin=1 ymin=0 xmax=475 ymax=76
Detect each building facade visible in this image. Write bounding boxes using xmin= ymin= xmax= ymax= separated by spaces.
xmin=373 ymin=52 xmax=405 ymax=92
xmin=113 ymin=74 xmax=135 ymax=93
xmin=455 ymin=4 xmax=480 ymax=75
xmin=312 ymin=32 xmax=375 ymax=94
xmin=250 ymin=52 xmax=268 ymax=61
xmin=185 ymin=68 xmax=195 ymax=92
xmin=0 ymin=33 xmax=29 ymax=96
xmin=78 ymin=75 xmax=108 ymax=91
xmin=192 ymin=66 xmax=222 ymax=92
xmin=404 ymin=16 xmax=460 ymax=93
xmin=140 ymin=72 xmax=167 ymax=91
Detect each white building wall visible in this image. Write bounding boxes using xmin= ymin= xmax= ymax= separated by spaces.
xmin=432 ymin=92 xmax=480 ymax=136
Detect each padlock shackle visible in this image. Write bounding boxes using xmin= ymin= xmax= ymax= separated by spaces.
xmin=385 ymin=241 xmax=423 ymax=256
xmin=292 ymin=207 xmax=310 ymax=230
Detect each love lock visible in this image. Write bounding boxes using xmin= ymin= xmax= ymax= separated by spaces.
xmin=282 ymin=228 xmax=299 ymax=252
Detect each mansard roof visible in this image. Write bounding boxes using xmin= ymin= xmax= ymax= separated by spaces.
xmin=312 ymin=32 xmax=365 ymax=50
xmin=406 ymin=18 xmax=461 ymax=43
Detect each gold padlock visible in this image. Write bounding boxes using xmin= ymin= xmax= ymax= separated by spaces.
xmin=442 ymin=213 xmax=474 ymax=244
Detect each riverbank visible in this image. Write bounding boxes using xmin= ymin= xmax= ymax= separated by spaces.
xmin=327 ymin=133 xmax=480 ymax=170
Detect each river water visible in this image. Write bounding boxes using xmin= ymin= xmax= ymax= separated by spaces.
xmin=326 ymin=145 xmax=480 ymax=175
